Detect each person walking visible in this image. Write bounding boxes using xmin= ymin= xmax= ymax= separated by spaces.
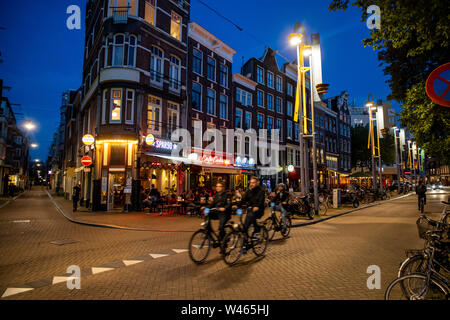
xmin=72 ymin=182 xmax=81 ymax=212
xmin=416 ymin=179 xmax=427 ymax=211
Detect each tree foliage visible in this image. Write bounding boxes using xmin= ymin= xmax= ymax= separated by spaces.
xmin=351 ymin=125 xmax=371 ymax=169
xmin=379 ymin=132 xmax=395 ymax=166
xmin=329 ymin=0 xmax=450 ymax=164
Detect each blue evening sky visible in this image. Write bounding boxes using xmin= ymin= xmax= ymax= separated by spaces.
xmin=0 ymin=0 xmax=397 ymax=162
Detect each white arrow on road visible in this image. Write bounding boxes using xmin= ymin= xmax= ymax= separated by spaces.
xmin=123 ymin=260 xmax=143 ymax=266
xmin=149 ymin=253 xmax=168 ymax=259
xmin=91 ymin=267 xmax=115 ymax=274
xmin=172 ymin=249 xmax=188 ymax=253
xmin=2 ymin=288 xmax=34 ymax=298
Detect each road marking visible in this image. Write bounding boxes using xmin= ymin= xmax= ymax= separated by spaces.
xmin=91 ymin=267 xmax=115 ymax=274
xmin=1 ymin=288 xmax=34 ymax=298
xmin=123 ymin=260 xmax=143 ymax=266
xmin=149 ymin=253 xmax=169 ymax=259
xmin=52 ymin=276 xmax=71 ymax=285
xmin=172 ymin=249 xmax=188 ymax=254
xmin=12 ymin=220 xmax=31 ymax=223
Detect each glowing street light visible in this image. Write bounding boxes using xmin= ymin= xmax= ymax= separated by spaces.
xmin=35 ymin=159 xmax=39 ymax=162
xmin=24 ymin=121 xmax=36 ymax=131
xmin=30 ymin=143 xmax=38 ymax=148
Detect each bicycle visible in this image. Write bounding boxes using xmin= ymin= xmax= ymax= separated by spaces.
xmin=265 ymin=202 xmax=292 ymax=240
xmin=385 ymin=203 xmax=449 ymax=300
xmin=222 ymin=206 xmax=269 ymax=266
xmin=188 ymin=207 xmax=234 ymax=264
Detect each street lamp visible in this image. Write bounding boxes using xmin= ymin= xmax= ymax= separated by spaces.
xmin=391 ymin=127 xmax=401 ymax=184
xmin=30 ymin=143 xmax=38 ymax=148
xmin=366 ymin=95 xmax=381 ymax=192
xmin=23 ymin=121 xmax=36 ymax=131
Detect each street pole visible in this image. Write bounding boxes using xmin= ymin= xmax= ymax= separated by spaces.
xmin=309 ymin=54 xmax=319 ymax=214
xmin=296 ymin=43 xmax=306 ymax=195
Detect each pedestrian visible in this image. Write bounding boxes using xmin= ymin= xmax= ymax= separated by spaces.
xmin=416 ymin=179 xmax=427 ymax=210
xmin=72 ymin=182 xmax=81 ymax=212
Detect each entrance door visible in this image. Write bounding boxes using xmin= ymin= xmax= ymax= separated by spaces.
xmin=107 ymin=172 xmax=126 ymax=211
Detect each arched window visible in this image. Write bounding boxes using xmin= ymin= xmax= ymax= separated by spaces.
xmin=113 ymin=34 xmax=125 ymax=66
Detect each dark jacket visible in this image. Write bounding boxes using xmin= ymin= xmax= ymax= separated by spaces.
xmin=274 ymin=190 xmax=289 ymax=207
xmin=149 ymin=188 xmax=160 ymax=200
xmin=73 ymin=186 xmax=81 ymax=200
xmin=241 ymin=185 xmax=266 ymax=212
xmin=416 ymin=184 xmax=427 ymax=196
xmin=209 ymin=191 xmax=232 ymax=214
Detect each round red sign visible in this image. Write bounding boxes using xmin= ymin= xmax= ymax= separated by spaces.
xmin=81 ymin=156 xmax=92 ymax=167
xmin=426 ymin=62 xmax=450 ymax=108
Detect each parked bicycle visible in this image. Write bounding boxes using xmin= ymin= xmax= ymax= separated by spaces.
xmin=221 ymin=206 xmax=269 ymax=266
xmin=188 ymin=208 xmax=234 ymax=264
xmin=384 ymin=201 xmax=449 ymax=300
xmin=265 ymin=202 xmax=292 ymax=240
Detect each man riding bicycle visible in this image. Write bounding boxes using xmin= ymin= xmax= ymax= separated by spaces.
xmin=207 ymin=182 xmax=232 ymax=241
xmin=272 ymin=183 xmax=289 ymax=231
xmin=240 ymin=176 xmax=266 ymax=236
xmin=416 ymin=179 xmax=427 ymax=210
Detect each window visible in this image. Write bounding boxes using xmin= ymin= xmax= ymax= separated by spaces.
xmin=294 ymin=123 xmax=299 ymax=141
xmin=110 ymin=89 xmax=122 ymax=123
xmin=109 ymin=0 xmax=137 ymax=16
xmin=145 ymin=0 xmax=156 ymax=25
xmin=276 ymin=97 xmax=282 ymax=113
xmin=219 ymin=64 xmax=228 ymax=87
xmin=276 ymin=119 xmax=282 ymax=138
xmin=167 ymin=102 xmax=179 ymax=133
xmin=257 ymin=113 xmax=264 ymax=130
xmin=192 ymin=49 xmax=202 ymax=75
xmin=236 ymin=88 xmax=252 ymax=106
xmin=170 ymin=11 xmax=181 ymax=40
xmin=235 ymin=108 xmax=242 ymax=128
xmin=244 ymin=112 xmax=252 ymax=130
xmin=128 ymin=35 xmax=136 ymax=66
xmin=219 ymin=94 xmax=228 ymax=120
xmin=169 ymin=56 xmax=181 ymax=91
xmin=267 ymin=116 xmax=273 ymax=138
xmin=206 ymin=88 xmax=215 ymax=115
xmin=125 ymin=89 xmax=134 ymax=124
xmin=257 ymin=90 xmax=264 ymax=107
xmin=267 ymin=94 xmax=273 ymax=110
xmin=150 ymin=46 xmax=163 ymax=84
xmin=267 ymin=71 xmax=274 ymax=88
xmin=287 ymin=83 xmax=293 ymax=96
xmin=286 ymin=101 xmax=293 ymax=117
xmin=257 ymin=66 xmax=264 ymax=84
xmin=207 ymin=57 xmax=216 ymax=81
xmin=192 ymin=82 xmax=202 ymax=111
xmin=113 ymin=34 xmax=124 ymax=66
xmin=147 ymin=95 xmax=161 ymax=133
xmin=276 ymin=76 xmax=282 ymax=92
xmin=286 ymin=120 xmax=292 ymax=139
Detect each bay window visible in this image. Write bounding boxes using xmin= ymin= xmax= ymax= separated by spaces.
xmin=110 ymin=89 xmax=122 ymax=123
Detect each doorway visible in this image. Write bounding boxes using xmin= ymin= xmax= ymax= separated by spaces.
xmin=107 ymin=172 xmax=126 ymax=211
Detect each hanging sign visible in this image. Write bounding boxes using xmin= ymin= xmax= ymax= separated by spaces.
xmin=81 ymin=156 xmax=92 ymax=166
xmin=82 ymin=134 xmax=95 ymax=146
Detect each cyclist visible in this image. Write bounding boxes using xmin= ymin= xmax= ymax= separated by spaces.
xmin=206 ymin=182 xmax=232 ymax=241
xmin=240 ymin=176 xmax=266 ymax=236
xmin=416 ymin=178 xmax=427 ymax=211
xmin=272 ymin=183 xmax=289 ymax=231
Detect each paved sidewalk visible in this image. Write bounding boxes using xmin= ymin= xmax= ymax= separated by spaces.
xmin=46 ymin=189 xmax=412 ymax=231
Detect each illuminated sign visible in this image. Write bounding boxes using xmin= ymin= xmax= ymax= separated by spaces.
xmin=288 ymin=165 xmax=294 ymax=172
xmin=82 ymin=134 xmax=95 ymax=146
xmin=145 ymin=134 xmax=176 ymax=150
xmin=145 ymin=134 xmax=155 ymax=145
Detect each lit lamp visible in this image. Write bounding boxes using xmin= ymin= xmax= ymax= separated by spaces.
xmin=30 ymin=143 xmax=38 ymax=148
xmin=24 ymin=121 xmax=36 ymax=131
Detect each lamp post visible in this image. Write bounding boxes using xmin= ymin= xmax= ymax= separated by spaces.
xmin=392 ymin=127 xmax=400 ymax=183
xmin=366 ymin=96 xmax=380 ymax=192
xmin=289 ymin=25 xmax=306 ymax=195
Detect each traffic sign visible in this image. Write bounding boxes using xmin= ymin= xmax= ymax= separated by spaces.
xmin=426 ymin=62 xmax=450 ymax=108
xmin=81 ymin=156 xmax=92 ymax=167
xmin=82 ymin=134 xmax=95 ymax=146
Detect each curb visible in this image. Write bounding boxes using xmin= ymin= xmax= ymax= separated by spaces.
xmin=292 ymin=192 xmax=414 ymax=228
xmin=45 ymin=190 xmax=196 ymax=233
xmin=0 ymin=192 xmax=26 ymax=210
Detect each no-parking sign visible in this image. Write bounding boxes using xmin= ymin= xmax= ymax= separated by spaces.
xmin=426 ymin=62 xmax=450 ymax=107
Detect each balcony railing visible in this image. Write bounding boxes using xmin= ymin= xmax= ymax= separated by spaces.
xmin=147 ymin=121 xmax=182 ymax=141
xmin=149 ymin=70 xmax=182 ymax=94
xmin=112 ymin=6 xmax=130 ymax=24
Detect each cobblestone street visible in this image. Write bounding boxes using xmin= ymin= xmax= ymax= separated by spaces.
xmin=0 ymin=187 xmax=447 ymax=300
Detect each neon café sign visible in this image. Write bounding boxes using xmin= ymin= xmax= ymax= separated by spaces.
xmin=145 ymin=134 xmax=177 ymax=151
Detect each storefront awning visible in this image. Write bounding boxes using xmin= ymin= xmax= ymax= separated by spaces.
xmin=144 ymin=153 xmax=242 ymax=174
xmin=328 ymin=169 xmax=350 ymax=177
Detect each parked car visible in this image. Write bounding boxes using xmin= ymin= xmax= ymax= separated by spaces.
xmin=432 ymin=182 xmax=443 ymax=190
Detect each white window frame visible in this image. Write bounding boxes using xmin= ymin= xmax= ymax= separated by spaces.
xmin=244 ymin=111 xmax=252 ymax=130
xmin=257 ymin=90 xmax=264 ymax=107
xmin=207 ymin=56 xmax=216 ymax=82
xmin=167 ymin=101 xmax=179 ymax=131
xmin=170 ymin=10 xmax=182 ymax=41
xmin=276 ymin=96 xmax=282 ymax=113
xmin=192 ymin=48 xmax=203 ymax=75
xmin=150 ymin=46 xmax=164 ymax=87
xmin=169 ymin=55 xmax=181 ymax=92
xmin=112 ymin=34 xmax=125 ymax=66
xmin=267 ymin=93 xmax=274 ymax=111
xmin=256 ymin=66 xmax=264 ymax=84
xmin=276 ymin=76 xmax=282 ymax=92
xmin=127 ymin=35 xmax=137 ymax=67
xmin=287 ymin=83 xmax=293 ymax=96
xmin=125 ymin=89 xmax=134 ymax=124
xmin=219 ymin=94 xmax=228 ymax=120
xmin=219 ymin=64 xmax=228 ymax=88
xmin=267 ymin=71 xmax=274 ymax=88
xmin=144 ymin=0 xmax=156 ymax=26
xmin=257 ymin=112 xmax=264 ymax=130
xmin=286 ymin=119 xmax=293 ymax=139
xmin=206 ymin=88 xmax=216 ymax=116
xmin=235 ymin=108 xmax=243 ymax=129
xmin=110 ymin=88 xmax=122 ymax=123
xmin=147 ymin=95 xmax=162 ymax=135
xmin=192 ymin=81 xmax=202 ymax=111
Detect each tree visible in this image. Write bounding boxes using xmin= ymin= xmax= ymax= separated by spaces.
xmin=329 ymin=0 xmax=450 ymax=164
xmin=379 ymin=132 xmax=395 ymax=166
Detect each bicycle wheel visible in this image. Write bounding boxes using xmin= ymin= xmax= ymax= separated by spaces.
xmin=399 ymin=254 xmax=428 ymax=278
xmin=188 ymin=230 xmax=211 ymax=264
xmin=281 ymin=216 xmax=292 ymax=238
xmin=264 ymin=217 xmax=276 ymax=241
xmin=308 ymin=207 xmax=314 ymax=220
xmin=353 ymin=199 xmax=359 ymax=208
xmin=251 ymin=226 xmax=269 ymax=256
xmin=385 ymin=273 xmax=449 ymax=300
xmin=222 ymin=231 xmax=244 ymax=266
xmin=318 ymin=202 xmax=327 ymax=216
